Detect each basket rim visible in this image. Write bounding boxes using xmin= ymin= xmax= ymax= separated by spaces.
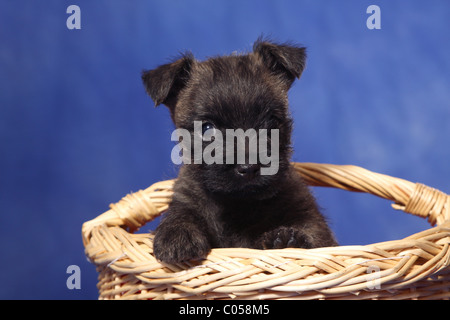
xmin=82 ymin=162 xmax=450 ymax=300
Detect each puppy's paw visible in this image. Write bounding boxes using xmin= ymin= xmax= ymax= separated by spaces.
xmin=261 ymin=226 xmax=313 ymax=249
xmin=153 ymin=223 xmax=211 ymax=264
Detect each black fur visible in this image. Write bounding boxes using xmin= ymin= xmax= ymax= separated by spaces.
xmin=142 ymin=38 xmax=337 ymax=264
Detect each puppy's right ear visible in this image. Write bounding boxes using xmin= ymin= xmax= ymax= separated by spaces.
xmin=142 ymin=53 xmax=194 ymax=114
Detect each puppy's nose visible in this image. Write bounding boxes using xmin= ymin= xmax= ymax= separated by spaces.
xmin=235 ymin=164 xmax=260 ymax=178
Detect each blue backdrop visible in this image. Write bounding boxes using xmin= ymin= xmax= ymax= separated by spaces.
xmin=1 ymin=0 xmax=449 ymax=299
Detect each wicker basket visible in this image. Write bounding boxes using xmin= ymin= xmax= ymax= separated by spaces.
xmin=82 ymin=162 xmax=450 ymax=300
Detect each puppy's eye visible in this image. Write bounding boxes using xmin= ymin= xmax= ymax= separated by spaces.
xmin=201 ymin=122 xmax=216 ymax=141
xmin=202 ymin=122 xmax=214 ymax=134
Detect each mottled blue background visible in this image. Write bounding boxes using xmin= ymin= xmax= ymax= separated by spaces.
xmin=1 ymin=1 xmax=449 ymax=299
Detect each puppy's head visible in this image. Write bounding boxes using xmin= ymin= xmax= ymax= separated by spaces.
xmin=142 ymin=38 xmax=307 ymax=199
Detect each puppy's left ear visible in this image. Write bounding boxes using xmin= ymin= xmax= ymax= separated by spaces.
xmin=142 ymin=53 xmax=194 ymax=115
xmin=253 ymin=38 xmax=306 ymax=88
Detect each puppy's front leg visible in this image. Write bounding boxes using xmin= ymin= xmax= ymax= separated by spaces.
xmin=153 ymin=208 xmax=211 ymax=264
xmin=261 ymin=226 xmax=314 ymax=249
xmin=260 ymin=223 xmax=337 ymax=250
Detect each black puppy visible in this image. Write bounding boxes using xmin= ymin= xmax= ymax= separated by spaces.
xmin=142 ymin=38 xmax=337 ymax=264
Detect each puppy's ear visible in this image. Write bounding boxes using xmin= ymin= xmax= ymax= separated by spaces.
xmin=253 ymin=38 xmax=306 ymax=88
xmin=142 ymin=53 xmax=194 ymax=113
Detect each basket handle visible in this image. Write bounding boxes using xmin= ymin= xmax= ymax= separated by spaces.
xmin=82 ymin=179 xmax=175 ymax=245
xmin=293 ymin=163 xmax=450 ymax=226
xmin=82 ymin=163 xmax=449 ymax=245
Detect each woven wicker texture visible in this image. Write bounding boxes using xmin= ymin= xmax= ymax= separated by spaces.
xmin=82 ymin=163 xmax=450 ymax=300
